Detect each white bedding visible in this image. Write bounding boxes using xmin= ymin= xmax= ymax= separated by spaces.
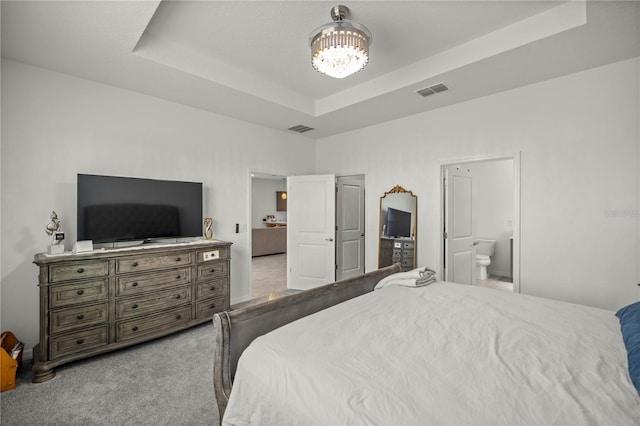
xmin=223 ymin=282 xmax=640 ymax=425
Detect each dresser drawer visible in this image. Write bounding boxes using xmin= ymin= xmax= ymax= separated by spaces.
xmin=116 ymin=306 xmax=192 ymax=342
xmin=196 ymin=261 xmax=228 ymax=282
xmin=400 ymin=258 xmax=414 ymax=267
xmin=49 ymin=279 xmax=108 ymax=308
xmin=393 ymin=240 xmax=414 ymax=249
xmin=116 ymin=268 xmax=191 ymax=296
xmin=197 ymin=247 xmax=229 ymax=263
xmin=116 ymin=251 xmax=193 ymax=274
xmin=196 ymin=277 xmax=229 ymax=300
xmin=116 ymin=286 xmax=191 ymax=319
xmin=196 ymin=296 xmax=229 ymax=320
xmin=50 ymin=302 xmax=108 ymax=334
xmin=49 ymin=326 xmax=108 ymax=359
xmin=402 ymin=249 xmax=414 ymax=258
xmin=49 ymin=260 xmax=109 ymax=283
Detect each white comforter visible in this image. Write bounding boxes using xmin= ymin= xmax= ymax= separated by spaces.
xmin=223 ymin=282 xmax=640 ymax=425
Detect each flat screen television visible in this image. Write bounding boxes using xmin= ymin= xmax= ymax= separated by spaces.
xmin=385 ymin=207 xmax=412 ymax=238
xmin=77 ymin=174 xmax=203 ymax=246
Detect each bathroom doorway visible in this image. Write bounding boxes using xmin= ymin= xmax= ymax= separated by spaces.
xmin=441 ymin=154 xmax=520 ymax=293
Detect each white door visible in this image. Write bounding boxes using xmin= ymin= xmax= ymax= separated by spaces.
xmin=444 ymin=165 xmax=475 ymax=284
xmin=336 ymin=176 xmax=365 ymax=281
xmin=287 ymin=174 xmax=336 ymax=290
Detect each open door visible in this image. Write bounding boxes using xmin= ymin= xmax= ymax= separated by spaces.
xmin=444 ymin=165 xmax=475 ymax=284
xmin=287 ymin=174 xmax=336 ymax=290
xmin=336 ymin=175 xmax=365 ymax=281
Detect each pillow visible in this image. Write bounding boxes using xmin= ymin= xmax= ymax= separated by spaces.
xmin=616 ymin=301 xmax=640 ymax=395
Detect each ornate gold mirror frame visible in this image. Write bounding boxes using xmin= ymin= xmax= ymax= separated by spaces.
xmin=378 ymin=185 xmax=417 ymax=271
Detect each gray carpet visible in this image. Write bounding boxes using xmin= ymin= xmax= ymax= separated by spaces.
xmin=0 ymin=323 xmax=219 ymax=425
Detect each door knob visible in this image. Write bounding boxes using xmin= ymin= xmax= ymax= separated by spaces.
xmin=472 ymin=241 xmax=479 ymax=246
xmin=326 ymin=237 xmax=334 ymax=241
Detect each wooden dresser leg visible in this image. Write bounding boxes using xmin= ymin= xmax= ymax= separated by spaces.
xmin=32 ymin=366 xmax=55 ymax=383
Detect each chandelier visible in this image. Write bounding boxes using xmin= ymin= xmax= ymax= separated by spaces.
xmin=309 ymin=5 xmax=372 ymax=79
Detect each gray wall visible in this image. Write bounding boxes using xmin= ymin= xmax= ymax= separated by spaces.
xmin=2 ymin=56 xmax=638 ymax=350
xmin=251 ymin=178 xmax=286 ymax=228
xmin=0 ymin=59 xmax=315 ymax=347
xmin=316 ymin=57 xmax=639 ymax=311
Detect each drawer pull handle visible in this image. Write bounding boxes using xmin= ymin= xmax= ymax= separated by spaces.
xmin=176 ymin=314 xmax=182 ymax=320
xmin=132 ymin=282 xmax=138 ymax=287
xmin=210 ymin=304 xmax=215 ymax=309
xmin=132 ymin=304 xmax=138 ymax=309
xmin=77 ymin=268 xmax=85 ymax=274
xmin=76 ymin=290 xmax=85 ymax=295
xmin=175 ymin=295 xmax=181 ymax=299
xmin=176 ymin=275 xmax=181 ymax=280
xmin=210 ymin=286 xmax=215 ymax=291
xmin=76 ymin=339 xmax=84 ymax=345
xmin=77 ymin=314 xmax=84 ymax=320
xmin=209 ymin=268 xmax=216 ymax=273
xmin=132 ymin=262 xmax=138 ymax=267
xmin=175 ymin=257 xmax=181 ymax=262
xmin=132 ymin=326 xmax=138 ymax=332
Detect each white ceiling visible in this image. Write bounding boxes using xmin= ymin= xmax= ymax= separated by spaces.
xmin=2 ymin=1 xmax=639 ymax=139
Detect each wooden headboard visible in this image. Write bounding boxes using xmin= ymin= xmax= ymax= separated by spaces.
xmin=212 ymin=264 xmax=402 ymax=421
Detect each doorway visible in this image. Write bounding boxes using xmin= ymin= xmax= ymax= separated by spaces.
xmin=248 ymin=171 xmax=366 ymax=300
xmin=249 ymin=171 xmax=288 ymax=299
xmin=441 ymin=154 xmax=520 ymax=293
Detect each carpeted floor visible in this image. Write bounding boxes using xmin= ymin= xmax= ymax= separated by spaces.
xmin=0 ymin=254 xmax=292 ymax=425
xmin=0 ymin=323 xmax=219 ymax=425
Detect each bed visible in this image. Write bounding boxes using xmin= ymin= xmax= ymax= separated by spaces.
xmin=213 ymin=266 xmax=640 ymax=425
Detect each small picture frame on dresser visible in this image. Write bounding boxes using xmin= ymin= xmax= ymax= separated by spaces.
xmin=73 ymin=240 xmax=93 ymax=254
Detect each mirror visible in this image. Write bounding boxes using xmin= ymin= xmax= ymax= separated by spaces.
xmin=378 ymin=185 xmax=417 ymax=271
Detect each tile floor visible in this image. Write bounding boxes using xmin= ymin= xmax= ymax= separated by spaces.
xmin=232 ymin=253 xmax=293 ymax=310
xmin=477 ymin=275 xmax=514 ymax=292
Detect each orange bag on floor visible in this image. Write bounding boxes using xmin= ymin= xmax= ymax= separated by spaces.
xmin=1 ymin=331 xmax=24 ymax=392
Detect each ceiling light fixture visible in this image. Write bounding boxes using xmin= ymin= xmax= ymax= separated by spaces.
xmin=309 ymin=5 xmax=372 ymax=79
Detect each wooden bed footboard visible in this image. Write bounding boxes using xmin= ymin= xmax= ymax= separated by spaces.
xmin=212 ymin=264 xmax=402 ymax=421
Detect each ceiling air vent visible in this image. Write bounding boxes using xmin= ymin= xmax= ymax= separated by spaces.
xmin=288 ymin=124 xmax=314 ymax=134
xmin=416 ymin=82 xmax=449 ymax=98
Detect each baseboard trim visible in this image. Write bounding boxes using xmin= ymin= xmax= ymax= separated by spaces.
xmin=488 ymin=269 xmax=510 ymax=278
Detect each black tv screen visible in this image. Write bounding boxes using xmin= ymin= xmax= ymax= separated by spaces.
xmin=77 ymin=174 xmax=203 ymax=244
xmin=386 ymin=207 xmax=412 ymax=238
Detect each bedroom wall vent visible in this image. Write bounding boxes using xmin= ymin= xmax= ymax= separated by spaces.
xmin=288 ymin=125 xmax=315 ymax=134
xmin=416 ymin=83 xmax=449 ymax=98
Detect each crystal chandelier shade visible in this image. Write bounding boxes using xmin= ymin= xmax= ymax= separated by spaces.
xmin=309 ymin=6 xmax=372 ymax=79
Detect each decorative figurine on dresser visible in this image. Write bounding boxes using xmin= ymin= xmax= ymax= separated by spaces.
xmin=32 ymin=239 xmax=232 ymax=383
xmin=45 ymin=211 xmax=65 ymax=255
xmin=203 ymin=217 xmax=214 ymax=240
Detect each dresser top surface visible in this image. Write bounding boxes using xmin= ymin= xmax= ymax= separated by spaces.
xmin=34 ymin=239 xmax=232 ymax=265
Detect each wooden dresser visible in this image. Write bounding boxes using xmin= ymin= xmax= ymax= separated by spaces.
xmin=32 ymin=239 xmax=231 ymax=383
xmin=379 ymin=237 xmax=415 ymax=271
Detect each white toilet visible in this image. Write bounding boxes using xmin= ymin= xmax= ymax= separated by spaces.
xmin=475 ymin=239 xmax=496 ymax=280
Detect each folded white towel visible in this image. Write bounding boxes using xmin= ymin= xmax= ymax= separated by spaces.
xmin=375 ymin=267 xmax=438 ymax=290
xmin=415 ymin=267 xmax=437 ymax=286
